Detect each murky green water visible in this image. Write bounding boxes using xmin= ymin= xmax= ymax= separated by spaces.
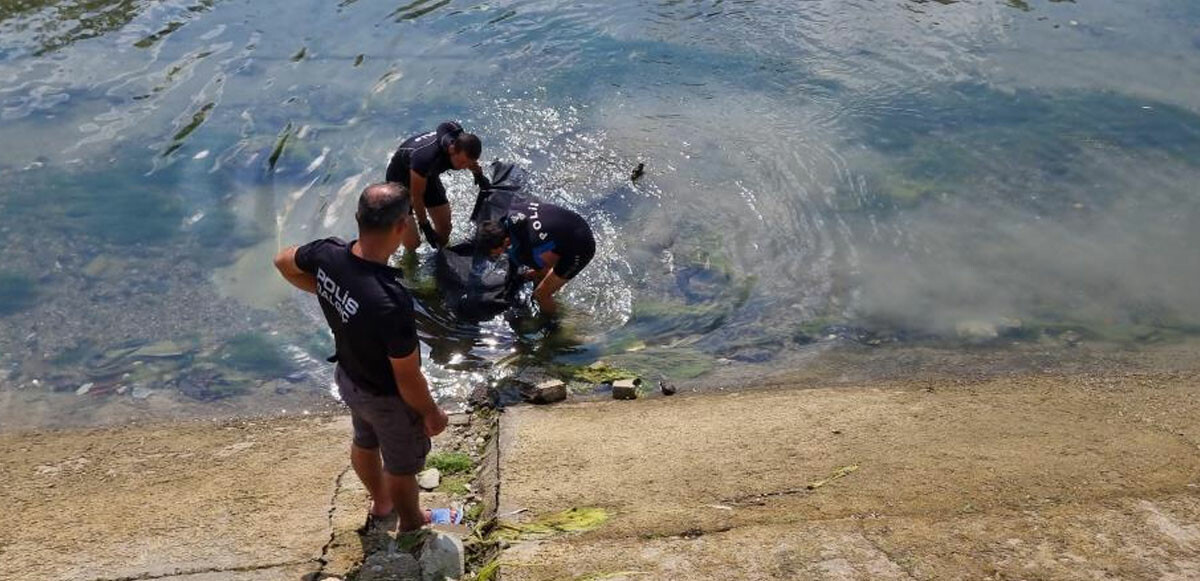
xmin=3 ymin=0 xmax=1200 ymax=429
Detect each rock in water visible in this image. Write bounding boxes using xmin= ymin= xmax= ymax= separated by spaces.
xmin=659 ymin=380 xmax=677 ymax=396
xmin=417 ymin=468 xmax=441 ymax=491
xmin=955 ymin=320 xmax=998 ymax=341
xmin=524 ymin=379 xmax=567 ymax=405
xmin=630 ymin=162 xmax=645 ymax=182
xmin=420 ymin=531 xmax=465 ymax=581
xmin=612 ymin=378 xmax=640 ymax=400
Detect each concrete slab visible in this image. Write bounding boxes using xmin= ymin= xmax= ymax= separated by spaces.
xmin=0 ymin=416 xmax=350 ymax=581
xmin=495 ymin=373 xmax=1200 ymax=580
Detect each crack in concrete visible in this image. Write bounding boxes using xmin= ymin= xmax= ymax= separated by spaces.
xmin=313 ymin=465 xmax=353 ymax=575
xmin=90 ymin=559 xmax=317 ymax=581
xmin=859 ymin=525 xmax=920 ymax=581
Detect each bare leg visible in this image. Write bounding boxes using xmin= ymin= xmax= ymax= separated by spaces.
xmin=350 ymin=444 xmax=393 ymax=516
xmin=428 ymin=204 xmax=452 ymax=245
xmin=386 ymin=472 xmax=424 ymax=532
xmin=401 ymin=214 xmax=419 ymax=252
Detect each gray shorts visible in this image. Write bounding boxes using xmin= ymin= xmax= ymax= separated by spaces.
xmin=335 ymin=365 xmax=431 ymax=475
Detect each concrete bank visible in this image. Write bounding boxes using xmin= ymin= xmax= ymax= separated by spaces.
xmin=3 ymin=368 xmax=1199 ymax=580
xmin=492 ymin=372 xmax=1200 ymax=580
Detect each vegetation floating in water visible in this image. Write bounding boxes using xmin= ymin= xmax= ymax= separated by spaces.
xmin=268 ymin=123 xmax=294 ymax=170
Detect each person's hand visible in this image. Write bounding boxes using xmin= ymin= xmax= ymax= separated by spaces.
xmin=468 ymin=160 xmax=482 ymax=174
xmin=423 ymin=408 xmax=449 ymax=437
xmin=419 ymin=220 xmax=442 ymax=248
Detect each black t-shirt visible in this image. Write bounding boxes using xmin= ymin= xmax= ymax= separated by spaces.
xmin=385 ymin=121 xmax=462 ymax=186
xmin=505 ymin=201 xmax=596 ymax=280
xmin=295 ymin=237 xmax=419 ymax=397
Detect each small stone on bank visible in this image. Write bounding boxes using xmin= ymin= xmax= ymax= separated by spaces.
xmin=75 ymin=383 xmax=94 ymax=396
xmin=526 ymin=379 xmax=567 ymax=405
xmin=448 ymin=413 xmax=470 ymax=426
xmin=613 ymin=378 xmax=640 ymax=400
xmin=417 ymin=468 xmax=441 ymax=491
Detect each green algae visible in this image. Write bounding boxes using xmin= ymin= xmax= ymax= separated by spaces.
xmin=553 ymin=361 xmax=639 ymax=384
xmin=608 ymin=348 xmax=715 ymax=381
xmin=493 ymin=507 xmax=610 ymax=541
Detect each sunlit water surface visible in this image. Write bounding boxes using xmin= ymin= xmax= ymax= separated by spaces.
xmin=2 ymin=0 xmax=1200 ymax=429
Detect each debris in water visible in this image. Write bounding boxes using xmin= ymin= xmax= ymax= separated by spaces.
xmin=268 ymin=123 xmax=293 ymax=170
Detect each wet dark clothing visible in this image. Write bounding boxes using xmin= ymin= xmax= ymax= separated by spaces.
xmin=385 ymin=121 xmax=464 ymax=208
xmin=504 ymin=201 xmax=596 ymax=280
xmin=294 ymin=237 xmax=419 ymax=397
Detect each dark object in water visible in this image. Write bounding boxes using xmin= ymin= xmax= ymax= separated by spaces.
xmin=630 ymin=162 xmax=645 ymax=182
xmin=435 ymin=241 xmax=521 ymax=321
xmin=659 ymin=380 xmax=677 ymax=396
xmin=436 ymin=161 xmax=537 ymax=321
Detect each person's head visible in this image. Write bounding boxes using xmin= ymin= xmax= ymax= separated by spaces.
xmin=477 ymin=221 xmax=510 ymax=258
xmin=447 ymin=132 xmax=482 ymax=170
xmin=356 ymin=182 xmax=411 ymax=250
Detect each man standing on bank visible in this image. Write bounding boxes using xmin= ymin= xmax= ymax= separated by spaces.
xmin=274 ymin=182 xmax=448 ymax=532
xmin=386 ymin=121 xmax=484 ymax=250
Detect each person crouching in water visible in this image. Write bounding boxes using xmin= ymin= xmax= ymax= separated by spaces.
xmin=477 ymin=200 xmax=595 ymax=316
xmin=386 ymin=121 xmax=484 ymax=250
xmin=273 ymin=182 xmax=448 ymax=533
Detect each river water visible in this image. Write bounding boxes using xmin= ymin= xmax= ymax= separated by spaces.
xmin=2 ymin=0 xmax=1199 ymax=430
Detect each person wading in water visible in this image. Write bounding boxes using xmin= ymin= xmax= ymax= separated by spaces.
xmin=386 ymin=121 xmax=485 ymax=250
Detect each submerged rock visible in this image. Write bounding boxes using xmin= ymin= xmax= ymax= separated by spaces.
xmin=522 ymin=380 xmax=566 ymax=405
xmin=955 ymin=320 xmax=999 ymax=341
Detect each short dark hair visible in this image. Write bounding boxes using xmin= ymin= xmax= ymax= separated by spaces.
xmin=477 ymin=221 xmax=509 ymax=251
xmin=452 ymin=133 xmax=482 ymax=160
xmin=356 ymin=182 xmax=410 ymax=233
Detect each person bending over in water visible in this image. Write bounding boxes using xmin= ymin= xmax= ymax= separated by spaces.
xmin=477 ymin=200 xmax=596 ymax=316
xmin=385 ymin=121 xmax=484 ymax=250
xmin=274 ymin=182 xmax=448 ymax=533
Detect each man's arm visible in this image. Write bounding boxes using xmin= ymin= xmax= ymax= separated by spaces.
xmin=390 ymin=351 xmax=448 ymax=437
xmin=274 ymin=246 xmax=318 ymax=294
